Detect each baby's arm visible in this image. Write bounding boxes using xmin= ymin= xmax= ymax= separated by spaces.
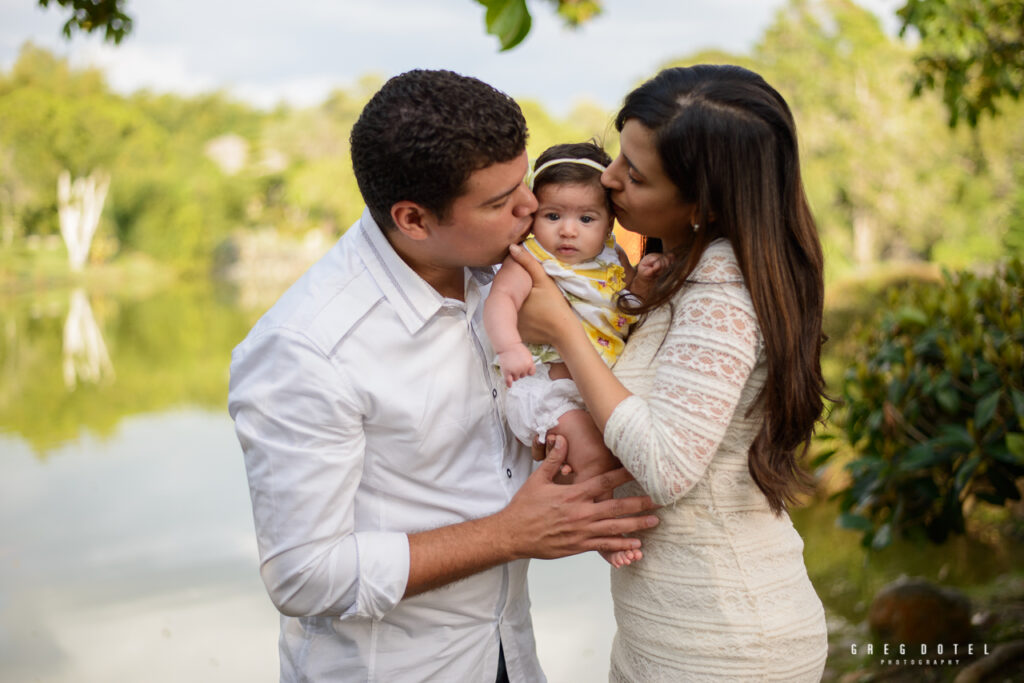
xmin=483 ymin=256 xmax=538 ymax=387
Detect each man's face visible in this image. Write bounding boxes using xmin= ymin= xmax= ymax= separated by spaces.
xmin=431 ymin=150 xmax=538 ymax=268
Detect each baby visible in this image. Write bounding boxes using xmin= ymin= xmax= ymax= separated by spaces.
xmin=484 ymin=141 xmax=665 ymax=567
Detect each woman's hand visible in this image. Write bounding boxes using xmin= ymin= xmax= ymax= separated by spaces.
xmin=508 ymin=243 xmax=580 ymax=349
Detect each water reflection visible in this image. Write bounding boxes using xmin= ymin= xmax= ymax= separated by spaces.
xmin=1 ymin=283 xmax=1019 ymax=682
xmin=62 ymin=288 xmax=114 ymax=390
xmin=0 ymin=413 xmax=279 ymax=682
xmin=0 ymin=283 xmax=256 ymax=453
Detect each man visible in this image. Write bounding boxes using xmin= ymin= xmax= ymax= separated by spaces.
xmin=228 ymin=69 xmax=657 ymax=682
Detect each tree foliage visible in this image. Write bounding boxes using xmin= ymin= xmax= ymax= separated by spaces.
xmin=0 ymin=45 xmax=609 ymax=270
xmin=662 ymin=0 xmax=1023 ymax=272
xmin=898 ymin=0 xmax=1024 ymax=127
xmin=33 ymin=0 xmax=1024 ymax=130
xmin=36 ymin=0 xmax=132 ymax=44
xmin=832 ymin=261 xmax=1024 ymax=548
xmin=475 ymin=0 xmax=603 ymax=50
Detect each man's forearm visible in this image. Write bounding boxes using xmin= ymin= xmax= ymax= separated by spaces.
xmin=405 ymin=513 xmax=514 ymax=598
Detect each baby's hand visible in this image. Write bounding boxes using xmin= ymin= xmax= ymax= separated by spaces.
xmin=638 ymin=253 xmax=670 ymax=279
xmin=629 ymin=253 xmax=672 ymax=300
xmin=497 ymin=345 xmax=536 ymax=387
xmin=600 ymin=548 xmax=643 ymax=568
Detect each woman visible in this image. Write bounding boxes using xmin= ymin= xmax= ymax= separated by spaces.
xmin=510 ymin=65 xmax=829 ymax=681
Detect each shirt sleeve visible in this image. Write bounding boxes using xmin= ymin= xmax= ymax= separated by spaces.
xmin=603 ymin=280 xmax=761 ymax=505
xmin=228 ymin=327 xmax=409 ymax=619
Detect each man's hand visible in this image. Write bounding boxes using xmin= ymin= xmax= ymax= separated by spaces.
xmin=498 ymin=435 xmax=658 ymax=559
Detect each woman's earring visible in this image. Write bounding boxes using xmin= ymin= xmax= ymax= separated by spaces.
xmin=692 ymin=222 xmax=700 ymax=232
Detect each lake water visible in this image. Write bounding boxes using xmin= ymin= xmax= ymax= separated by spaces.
xmin=2 ymin=283 xmax=1019 ymax=682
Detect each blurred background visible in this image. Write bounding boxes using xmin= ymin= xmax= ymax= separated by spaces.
xmin=1 ymin=0 xmax=1022 ymax=681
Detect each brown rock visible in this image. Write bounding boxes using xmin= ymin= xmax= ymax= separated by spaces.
xmin=868 ymin=577 xmax=974 ymax=647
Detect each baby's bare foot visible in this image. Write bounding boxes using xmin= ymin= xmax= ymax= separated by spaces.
xmin=600 ymin=548 xmax=643 ymax=568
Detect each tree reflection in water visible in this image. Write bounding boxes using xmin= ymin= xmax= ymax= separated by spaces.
xmin=62 ymin=288 xmax=114 ymax=390
xmin=0 ymin=283 xmax=258 ymax=454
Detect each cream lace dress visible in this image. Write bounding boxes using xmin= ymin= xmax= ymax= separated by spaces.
xmin=604 ymin=240 xmax=827 ymax=682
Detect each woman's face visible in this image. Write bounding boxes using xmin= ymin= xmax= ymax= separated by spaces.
xmin=602 ymin=119 xmax=695 ymax=250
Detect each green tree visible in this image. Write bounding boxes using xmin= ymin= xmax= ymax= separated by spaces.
xmin=692 ymin=0 xmax=1021 ymax=272
xmin=36 ymin=0 xmax=131 ymax=43
xmin=898 ymin=0 xmax=1024 ymax=127
xmin=832 ymin=261 xmax=1024 ymax=548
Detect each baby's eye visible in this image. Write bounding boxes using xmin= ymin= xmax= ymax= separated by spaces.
xmin=543 ymin=212 xmax=560 ymax=221
xmin=580 ymin=216 xmax=594 ymax=224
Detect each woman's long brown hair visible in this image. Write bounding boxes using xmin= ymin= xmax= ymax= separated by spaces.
xmin=617 ymin=65 xmax=827 ymax=514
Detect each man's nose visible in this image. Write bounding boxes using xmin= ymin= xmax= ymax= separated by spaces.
xmin=512 ymin=183 xmax=538 ymax=217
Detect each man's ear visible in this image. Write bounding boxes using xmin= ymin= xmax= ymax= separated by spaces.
xmin=390 ymin=201 xmax=435 ymax=241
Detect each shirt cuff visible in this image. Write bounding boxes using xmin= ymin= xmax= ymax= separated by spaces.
xmin=340 ymin=531 xmax=410 ymax=621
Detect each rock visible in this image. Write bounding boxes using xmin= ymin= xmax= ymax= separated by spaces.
xmin=868 ymin=577 xmax=973 ymax=647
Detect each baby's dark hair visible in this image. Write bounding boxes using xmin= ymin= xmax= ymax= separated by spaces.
xmin=532 ymin=141 xmax=613 ymax=213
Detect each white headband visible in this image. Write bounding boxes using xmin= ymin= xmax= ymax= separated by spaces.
xmin=525 ymin=157 xmax=608 ymax=190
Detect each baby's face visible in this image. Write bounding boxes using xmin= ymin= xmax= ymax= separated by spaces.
xmin=531 ymin=182 xmax=612 ymax=265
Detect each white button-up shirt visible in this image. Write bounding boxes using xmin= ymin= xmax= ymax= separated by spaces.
xmin=229 ymin=210 xmax=544 ymax=682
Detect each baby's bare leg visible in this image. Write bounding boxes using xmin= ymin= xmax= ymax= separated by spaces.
xmin=547 ymin=409 xmax=619 ymax=497
xmin=547 ymin=404 xmax=643 ymax=567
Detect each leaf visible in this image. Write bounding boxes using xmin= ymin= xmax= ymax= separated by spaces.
xmin=936 ymin=424 xmax=973 ymax=450
xmin=480 ymin=0 xmax=532 ymax=51
xmin=871 ymin=522 xmax=893 ymax=549
xmin=810 ymin=448 xmax=838 ymax=468
xmin=1011 ymin=388 xmax=1024 ymax=420
xmin=954 ymin=455 xmax=981 ymax=494
xmin=974 ymin=391 xmax=1001 ymax=430
xmin=1006 ymin=433 xmax=1024 ymax=463
xmin=898 ymin=444 xmax=945 ymax=471
xmin=837 ymin=512 xmax=874 ymax=532
xmin=896 ymin=306 xmax=928 ymax=327
xmin=936 ymin=388 xmax=960 ymax=413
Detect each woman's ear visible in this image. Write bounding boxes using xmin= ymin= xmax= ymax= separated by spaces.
xmin=390 ymin=201 xmax=433 ymax=241
xmin=692 ymin=206 xmax=716 ymax=226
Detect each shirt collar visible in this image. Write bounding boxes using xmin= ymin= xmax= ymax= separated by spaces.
xmin=356 ymin=208 xmax=494 ymax=334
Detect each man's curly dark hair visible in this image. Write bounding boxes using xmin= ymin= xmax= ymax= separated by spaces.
xmin=350 ymin=69 xmax=528 ymax=230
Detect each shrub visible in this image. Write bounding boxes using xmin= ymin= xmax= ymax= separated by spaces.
xmin=833 ymin=260 xmax=1024 ymax=548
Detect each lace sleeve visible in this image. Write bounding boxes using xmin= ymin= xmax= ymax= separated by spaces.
xmin=604 ymin=277 xmax=761 ymax=505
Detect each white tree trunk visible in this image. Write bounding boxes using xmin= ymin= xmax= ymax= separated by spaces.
xmin=57 ymin=169 xmax=110 ymax=272
xmin=852 ymin=208 xmax=877 ymax=268
xmin=62 ymin=288 xmax=114 ymax=390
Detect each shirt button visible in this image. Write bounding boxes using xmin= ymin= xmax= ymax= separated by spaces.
xmin=506 ymin=468 xmax=512 ymax=478
xmin=492 ymin=389 xmax=498 ymax=399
